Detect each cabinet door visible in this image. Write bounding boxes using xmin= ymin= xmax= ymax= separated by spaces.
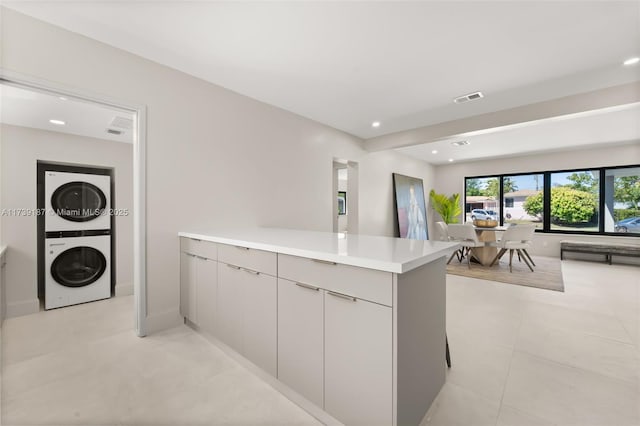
xmin=216 ymin=262 xmax=244 ymax=351
xmin=277 ymin=278 xmax=324 ymax=407
xmin=196 ymin=257 xmax=217 ymax=335
xmin=180 ymin=252 xmax=197 ymax=323
xmin=324 ymin=292 xmax=393 ymax=425
xmin=242 ymin=270 xmax=277 ymax=376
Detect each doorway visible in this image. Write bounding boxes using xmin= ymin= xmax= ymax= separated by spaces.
xmin=0 ymin=71 xmax=147 ymax=337
xmin=332 ymin=159 xmax=359 ymax=234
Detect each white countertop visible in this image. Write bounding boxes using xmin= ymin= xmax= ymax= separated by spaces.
xmin=178 ymin=228 xmax=459 ymax=274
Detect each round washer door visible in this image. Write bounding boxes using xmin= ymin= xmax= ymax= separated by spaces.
xmin=51 ymin=246 xmax=107 ymax=288
xmin=51 ymin=181 xmax=107 ymax=222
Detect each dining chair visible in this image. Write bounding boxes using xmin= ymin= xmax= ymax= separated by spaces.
xmin=438 ymin=221 xmax=464 ymax=263
xmin=488 ymin=224 xmax=536 ymax=272
xmin=446 ymin=224 xmax=485 ymax=268
xmin=435 ymin=221 xmax=449 ymax=241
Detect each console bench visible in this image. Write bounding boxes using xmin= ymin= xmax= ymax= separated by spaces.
xmin=560 ymin=240 xmax=640 ymax=265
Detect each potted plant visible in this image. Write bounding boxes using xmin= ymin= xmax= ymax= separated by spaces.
xmin=429 ymin=190 xmax=462 ymax=224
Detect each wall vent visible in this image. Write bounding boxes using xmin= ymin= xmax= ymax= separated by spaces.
xmin=110 ymin=116 xmax=133 ymax=129
xmin=106 ymin=128 xmax=123 ymax=135
xmin=453 ymin=91 xmax=484 ymax=104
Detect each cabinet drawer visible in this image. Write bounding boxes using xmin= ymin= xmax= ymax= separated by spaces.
xmin=278 ymin=254 xmax=392 ymax=306
xmin=218 ymin=244 xmax=277 ymax=276
xmin=180 ymin=237 xmax=217 ymax=260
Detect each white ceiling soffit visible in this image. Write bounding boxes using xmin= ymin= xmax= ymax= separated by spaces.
xmin=4 ymin=1 xmax=640 ymax=139
xmin=395 ymin=103 xmax=640 ymax=165
xmin=0 ymin=83 xmax=134 ymax=144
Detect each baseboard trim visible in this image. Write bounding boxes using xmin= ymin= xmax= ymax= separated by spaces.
xmin=186 ymin=321 xmax=342 ymax=426
xmin=6 ymin=298 xmax=40 ymax=318
xmin=144 ymin=308 xmax=182 ymax=335
xmin=115 ymin=282 xmax=134 ymax=297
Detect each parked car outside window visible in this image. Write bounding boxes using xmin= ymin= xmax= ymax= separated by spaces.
xmin=614 ymin=217 xmax=640 ymax=233
xmin=471 ymin=209 xmax=497 ymax=221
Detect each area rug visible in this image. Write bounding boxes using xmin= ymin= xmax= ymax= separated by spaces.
xmin=446 ymin=255 xmax=564 ymax=292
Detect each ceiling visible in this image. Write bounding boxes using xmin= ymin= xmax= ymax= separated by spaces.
xmin=396 ymin=104 xmax=640 ymax=164
xmin=0 ymin=83 xmax=134 ymax=143
xmin=4 ymin=1 xmax=639 ymax=142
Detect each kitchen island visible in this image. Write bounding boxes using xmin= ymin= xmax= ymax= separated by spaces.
xmin=178 ymin=228 xmax=458 ymax=426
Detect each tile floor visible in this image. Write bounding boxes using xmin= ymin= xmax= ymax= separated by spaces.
xmin=1 ymin=259 xmax=638 ymax=425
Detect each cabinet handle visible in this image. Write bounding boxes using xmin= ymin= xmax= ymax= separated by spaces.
xmin=236 ymin=246 xmax=250 ymax=251
xmin=196 ymin=256 xmax=207 ymax=260
xmin=242 ymin=268 xmax=260 ymax=275
xmin=190 ymin=238 xmax=201 ymax=242
xmin=327 ymin=291 xmax=356 ymax=302
xmin=226 ymin=264 xmax=241 ymax=270
xmin=185 ymin=253 xmax=196 ymax=258
xmin=312 ymin=258 xmax=337 ymax=266
xmin=295 ymin=282 xmax=319 ymax=291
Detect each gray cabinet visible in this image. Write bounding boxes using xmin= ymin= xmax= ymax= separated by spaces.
xmin=242 ymin=270 xmax=277 ymax=376
xmin=216 ymin=262 xmax=244 ymax=351
xmin=179 ymin=252 xmax=198 ymax=323
xmin=324 ymin=291 xmax=393 ymax=425
xmin=196 ymin=257 xmax=217 ymax=335
xmin=216 ymin=244 xmax=278 ymax=373
xmin=277 ymin=278 xmax=324 ymax=407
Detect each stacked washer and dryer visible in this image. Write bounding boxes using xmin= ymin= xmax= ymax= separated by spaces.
xmin=41 ymin=167 xmax=113 ymax=310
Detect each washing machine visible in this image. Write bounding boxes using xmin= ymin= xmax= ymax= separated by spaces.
xmin=45 ymin=171 xmax=111 ymax=232
xmin=45 ymin=234 xmax=111 ymax=309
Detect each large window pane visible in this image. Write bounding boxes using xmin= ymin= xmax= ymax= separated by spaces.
xmin=550 ymin=170 xmax=599 ymax=231
xmin=604 ymin=167 xmax=640 ymax=233
xmin=503 ymin=174 xmax=544 ymax=229
xmin=465 ymin=177 xmax=500 ymax=223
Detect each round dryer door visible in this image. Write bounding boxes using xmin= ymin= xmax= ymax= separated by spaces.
xmin=51 ymin=247 xmax=107 ymax=288
xmin=51 ymin=181 xmax=107 ymax=222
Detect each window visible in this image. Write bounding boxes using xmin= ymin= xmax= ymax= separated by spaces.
xmin=550 ymin=170 xmax=599 ymax=231
xmin=502 ymin=173 xmax=544 ymax=229
xmin=464 ymin=165 xmax=638 ymax=236
xmin=604 ymin=167 xmax=640 ymax=234
xmin=465 ymin=176 xmax=500 ymax=223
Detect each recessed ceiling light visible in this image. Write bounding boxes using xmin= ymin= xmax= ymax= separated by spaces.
xmin=451 ymin=140 xmax=470 ymax=146
xmin=58 ymin=96 xmax=68 ymax=101
xmin=49 ymin=119 xmax=66 ymax=125
xmin=623 ymin=57 xmax=639 ymax=66
xmin=371 ymin=121 xmax=381 ymax=128
xmin=448 ymin=158 xmax=454 ymax=162
xmin=431 ymin=150 xmax=438 ymax=154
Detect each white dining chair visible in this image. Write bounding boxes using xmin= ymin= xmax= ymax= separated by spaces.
xmin=446 ymin=224 xmax=485 ymax=268
xmin=435 ymin=221 xmax=449 ymax=242
xmin=488 ymin=224 xmax=536 ymax=272
xmin=438 ymin=221 xmax=464 ymax=263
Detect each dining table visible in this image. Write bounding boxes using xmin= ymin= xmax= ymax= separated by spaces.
xmin=471 ymin=225 xmax=508 ymax=265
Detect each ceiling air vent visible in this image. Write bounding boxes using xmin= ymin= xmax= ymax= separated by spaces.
xmin=106 ymin=128 xmax=123 ymax=135
xmin=451 ymin=140 xmax=470 ymax=147
xmin=453 ymin=91 xmax=484 ymax=104
xmin=110 ymin=116 xmax=133 ymax=129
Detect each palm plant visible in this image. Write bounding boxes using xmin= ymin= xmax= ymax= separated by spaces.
xmin=429 ymin=190 xmax=462 ymax=224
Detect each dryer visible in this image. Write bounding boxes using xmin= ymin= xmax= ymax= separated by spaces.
xmin=45 ymin=171 xmax=111 ymax=232
xmin=45 ymin=234 xmax=111 ymax=309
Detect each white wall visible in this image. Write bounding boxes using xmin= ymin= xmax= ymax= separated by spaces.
xmin=0 ymin=124 xmax=134 ymax=316
xmin=360 ymin=150 xmax=436 ymax=238
xmin=1 ymin=9 xmax=434 ymax=328
xmin=433 ymin=143 xmax=640 ymax=259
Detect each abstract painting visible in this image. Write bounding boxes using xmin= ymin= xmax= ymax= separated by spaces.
xmin=393 ymin=173 xmax=428 ymax=240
